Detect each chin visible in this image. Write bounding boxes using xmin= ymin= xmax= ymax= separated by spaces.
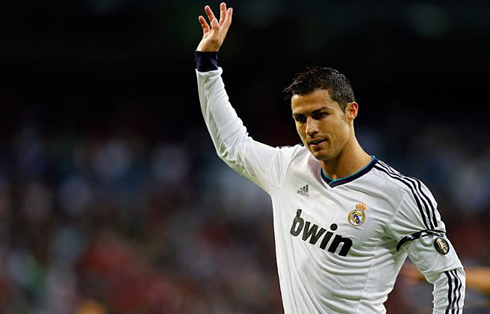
xmin=310 ymin=150 xmax=330 ymax=161
xmin=310 ymin=146 xmax=339 ymax=161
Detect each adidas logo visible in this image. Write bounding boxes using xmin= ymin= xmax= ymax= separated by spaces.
xmin=297 ymin=184 xmax=309 ymax=197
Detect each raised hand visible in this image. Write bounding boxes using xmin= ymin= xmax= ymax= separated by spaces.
xmin=197 ymin=2 xmax=233 ymax=52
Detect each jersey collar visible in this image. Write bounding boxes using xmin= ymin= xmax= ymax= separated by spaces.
xmin=321 ymin=156 xmax=378 ymax=188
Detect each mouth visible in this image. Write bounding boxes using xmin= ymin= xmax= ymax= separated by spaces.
xmin=308 ymin=138 xmax=327 ymax=148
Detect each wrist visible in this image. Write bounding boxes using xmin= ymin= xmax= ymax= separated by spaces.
xmin=194 ymin=51 xmax=219 ymax=72
xmin=196 ymin=41 xmax=220 ymax=53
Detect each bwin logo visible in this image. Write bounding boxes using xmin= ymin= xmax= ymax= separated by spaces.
xmin=290 ymin=209 xmax=353 ymax=257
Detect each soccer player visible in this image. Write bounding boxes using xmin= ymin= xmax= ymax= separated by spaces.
xmin=195 ymin=3 xmax=465 ymax=313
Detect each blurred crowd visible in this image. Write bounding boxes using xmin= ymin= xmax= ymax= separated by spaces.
xmin=0 ymin=115 xmax=280 ymax=313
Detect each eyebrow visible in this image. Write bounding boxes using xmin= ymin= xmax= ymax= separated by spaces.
xmin=311 ymin=107 xmax=329 ymax=114
xmin=292 ymin=106 xmax=330 ymax=117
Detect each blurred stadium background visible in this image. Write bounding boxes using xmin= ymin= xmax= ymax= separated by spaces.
xmin=0 ymin=0 xmax=489 ymax=313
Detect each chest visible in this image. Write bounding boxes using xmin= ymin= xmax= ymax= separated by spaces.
xmin=275 ymin=175 xmax=395 ymax=257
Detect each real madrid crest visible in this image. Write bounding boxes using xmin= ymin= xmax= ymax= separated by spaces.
xmin=434 ymin=237 xmax=450 ymax=255
xmin=348 ymin=203 xmax=367 ymax=227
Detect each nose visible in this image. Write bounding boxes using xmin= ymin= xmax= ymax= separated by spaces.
xmin=306 ymin=117 xmax=319 ymax=137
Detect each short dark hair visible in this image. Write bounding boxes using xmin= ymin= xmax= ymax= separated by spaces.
xmin=284 ymin=67 xmax=355 ymax=111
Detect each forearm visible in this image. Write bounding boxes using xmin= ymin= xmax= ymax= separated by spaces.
xmin=195 ymin=52 xmax=250 ymax=169
xmin=431 ymin=267 xmax=465 ymax=313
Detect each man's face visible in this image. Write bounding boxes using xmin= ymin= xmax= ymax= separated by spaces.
xmin=291 ymin=89 xmax=354 ymax=161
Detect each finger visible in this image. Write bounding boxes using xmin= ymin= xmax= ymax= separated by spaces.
xmin=198 ymin=15 xmax=210 ymax=33
xmin=219 ymin=2 xmax=227 ymax=26
xmin=219 ymin=8 xmax=232 ymax=40
xmin=210 ymin=17 xmax=219 ymax=33
xmin=223 ymin=7 xmax=233 ymax=28
xmin=204 ymin=5 xmax=217 ymax=24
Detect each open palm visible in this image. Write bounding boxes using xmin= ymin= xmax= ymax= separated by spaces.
xmin=197 ymin=2 xmax=233 ymax=52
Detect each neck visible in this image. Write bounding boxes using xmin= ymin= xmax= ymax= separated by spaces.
xmin=321 ymin=136 xmax=372 ymax=180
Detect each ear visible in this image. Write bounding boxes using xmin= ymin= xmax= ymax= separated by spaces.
xmin=345 ymin=102 xmax=359 ymax=121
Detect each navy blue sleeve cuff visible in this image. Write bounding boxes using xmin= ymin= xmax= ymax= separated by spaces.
xmin=195 ymin=51 xmax=219 ymax=72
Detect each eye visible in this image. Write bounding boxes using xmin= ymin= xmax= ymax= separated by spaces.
xmin=294 ymin=115 xmax=306 ymax=123
xmin=313 ymin=112 xmax=327 ymax=120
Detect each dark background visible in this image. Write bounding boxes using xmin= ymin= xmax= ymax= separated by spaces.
xmin=0 ymin=0 xmax=489 ymax=313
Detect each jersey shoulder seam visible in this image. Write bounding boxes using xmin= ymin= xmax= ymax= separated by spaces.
xmin=372 ymin=160 xmax=418 ymax=194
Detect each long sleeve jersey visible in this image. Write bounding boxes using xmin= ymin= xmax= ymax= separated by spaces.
xmin=195 ymin=51 xmax=465 ymax=314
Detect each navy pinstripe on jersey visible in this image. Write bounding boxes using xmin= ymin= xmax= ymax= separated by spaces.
xmin=445 ymin=269 xmax=463 ymax=314
xmin=374 ymin=161 xmax=438 ymax=230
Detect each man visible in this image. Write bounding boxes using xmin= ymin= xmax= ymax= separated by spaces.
xmin=195 ymin=3 xmax=465 ymax=313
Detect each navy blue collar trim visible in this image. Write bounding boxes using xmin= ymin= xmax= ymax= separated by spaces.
xmin=321 ymin=156 xmax=378 ymax=188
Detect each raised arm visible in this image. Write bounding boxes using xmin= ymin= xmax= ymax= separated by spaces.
xmin=195 ymin=3 xmax=300 ymax=195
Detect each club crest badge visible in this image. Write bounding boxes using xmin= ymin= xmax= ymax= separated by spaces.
xmin=434 ymin=237 xmax=450 ymax=255
xmin=348 ymin=203 xmax=367 ymax=227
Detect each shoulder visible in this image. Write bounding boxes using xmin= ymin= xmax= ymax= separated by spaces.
xmin=265 ymin=144 xmax=308 ymax=175
xmin=276 ymin=145 xmax=319 ymax=180
xmin=373 ymin=159 xmax=440 ymax=230
xmin=371 ymin=159 xmax=434 ymax=198
xmin=277 ymin=144 xmax=308 ymax=162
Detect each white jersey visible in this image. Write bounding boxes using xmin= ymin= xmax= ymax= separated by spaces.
xmin=196 ymin=62 xmax=465 ymax=314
